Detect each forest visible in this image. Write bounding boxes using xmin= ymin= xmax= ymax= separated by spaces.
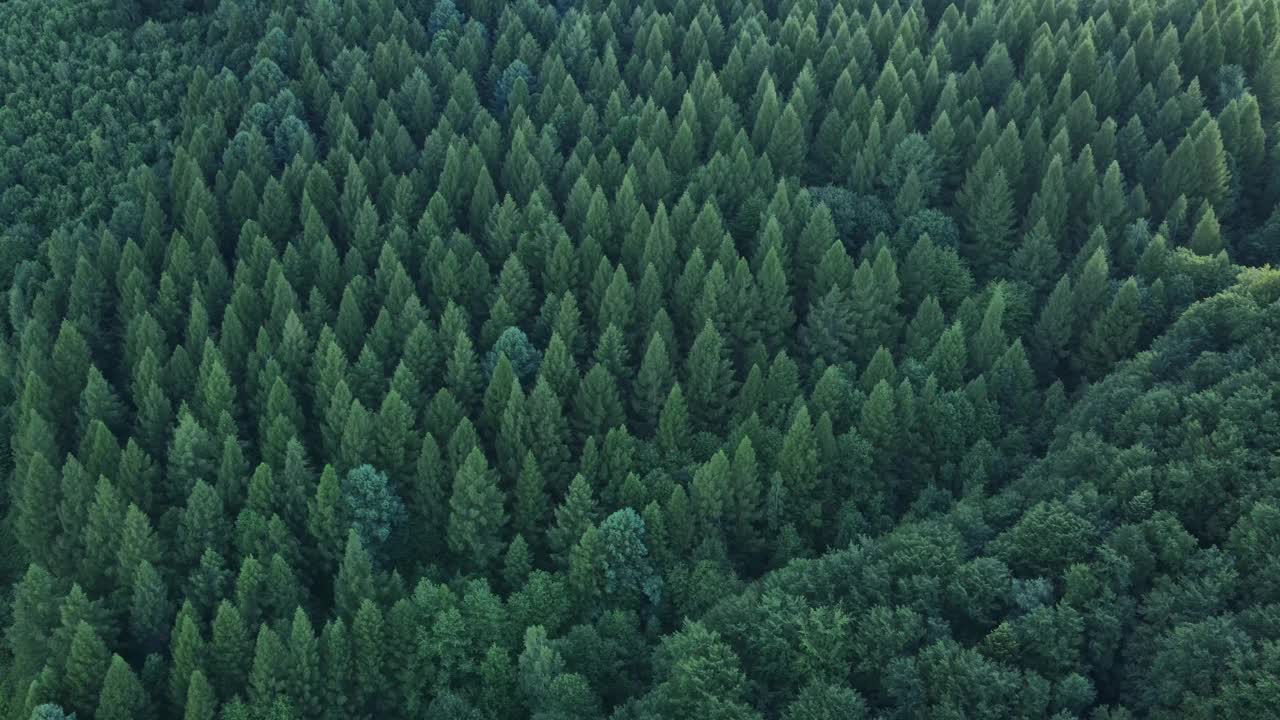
xmin=2 ymin=0 xmax=1280 ymax=717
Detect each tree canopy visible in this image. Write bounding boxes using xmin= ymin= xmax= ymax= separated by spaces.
xmin=3 ymin=0 xmax=1280 ymax=718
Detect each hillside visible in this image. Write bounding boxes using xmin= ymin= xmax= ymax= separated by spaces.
xmin=2 ymin=0 xmax=1280 ymax=718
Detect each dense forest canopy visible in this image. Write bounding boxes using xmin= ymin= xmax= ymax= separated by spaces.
xmin=3 ymin=0 xmax=1280 ymax=718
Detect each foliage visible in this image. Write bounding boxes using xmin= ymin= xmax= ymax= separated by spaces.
xmin=2 ymin=0 xmax=1279 ymax=718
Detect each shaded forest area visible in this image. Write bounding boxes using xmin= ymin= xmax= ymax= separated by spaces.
xmin=3 ymin=0 xmax=1280 ymax=718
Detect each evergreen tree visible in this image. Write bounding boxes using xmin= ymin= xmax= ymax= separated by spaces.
xmin=169 ymin=610 xmax=205 ymax=709
xmin=1081 ymin=277 xmax=1143 ymax=378
xmin=96 ymin=656 xmax=148 ymax=720
xmin=334 ymin=530 xmax=375 ymax=619
xmin=684 ymin=320 xmax=735 ymax=431
xmin=210 ymin=602 xmax=250 ymax=700
xmin=184 ymin=669 xmax=217 ymax=720
xmin=548 ymin=474 xmax=598 ymax=566
xmin=961 ymin=167 xmax=1016 ymax=277
xmin=129 ymin=560 xmax=171 ymax=657
xmin=65 ymin=621 xmax=111 ymax=718
xmin=1189 ymin=203 xmax=1224 ymax=256
xmin=633 ymin=333 xmax=674 ymax=433
xmin=249 ymin=624 xmax=289 ymax=709
xmin=514 ymin=451 xmax=549 ymax=542
xmin=447 ymin=448 xmax=507 ymax=572
xmin=802 ymin=287 xmax=857 ymax=368
xmin=780 ymin=406 xmax=820 ymax=534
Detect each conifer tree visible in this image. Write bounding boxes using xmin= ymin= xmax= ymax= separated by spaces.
xmin=779 ymin=406 xmax=819 ymax=534
xmin=656 ymin=383 xmax=691 ymax=461
xmin=691 ymin=451 xmax=731 ymax=536
xmin=685 ymin=320 xmax=735 ymax=430
xmin=96 ymin=656 xmax=148 ymax=720
xmin=129 ymin=560 xmax=171 ymax=657
xmin=65 ymin=621 xmax=111 ymax=718
xmin=927 ymin=323 xmax=968 ymax=389
xmin=548 ymin=474 xmax=598 ymax=566
xmin=802 ymin=287 xmax=857 ymax=368
xmin=961 ymin=167 xmax=1016 ymax=277
xmin=286 ymin=608 xmax=321 ymax=719
xmin=210 ymin=601 xmax=250 ymax=700
xmin=572 ymin=364 xmax=625 ymax=438
xmin=1189 ymin=203 xmax=1224 ymax=256
xmin=334 ymin=530 xmax=375 ymax=619
xmin=447 ymin=448 xmax=507 ymax=572
xmin=768 ymin=103 xmax=808 ymax=176
xmin=1081 ymin=278 xmax=1143 ymax=379
xmin=169 ymin=609 xmax=205 ymax=708
xmin=633 ymin=333 xmax=675 ymax=433
xmin=248 ymin=624 xmax=289 ymax=709
xmin=184 ymin=669 xmax=217 ymax=720
xmin=16 ymin=452 xmax=60 ymax=569
xmin=969 ymin=287 xmax=1008 ymax=374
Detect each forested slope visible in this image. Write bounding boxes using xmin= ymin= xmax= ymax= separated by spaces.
xmin=2 ymin=0 xmax=1279 ymax=718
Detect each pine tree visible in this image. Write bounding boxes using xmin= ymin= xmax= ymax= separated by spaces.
xmin=169 ymin=609 xmax=205 ymax=709
xmin=351 ymin=600 xmax=387 ymax=716
xmin=802 ymin=286 xmax=857 ymax=368
xmin=632 ymin=333 xmax=674 ymax=433
xmin=599 ymin=266 xmax=635 ymax=335
xmin=514 ymin=451 xmax=549 ymax=542
xmin=779 ymin=406 xmax=819 ymax=533
xmin=962 ymin=167 xmax=1016 ymax=278
xmin=286 ymin=608 xmax=321 ymax=719
xmin=177 ymin=480 xmax=228 ymax=570
xmin=1010 ymin=219 xmax=1061 ymax=295
xmin=1072 ymin=248 xmax=1111 ymax=335
xmin=927 ymin=323 xmax=968 ymax=389
xmin=447 ymin=448 xmax=507 ymax=572
xmin=129 ymin=560 xmax=172 ymax=657
xmin=65 ymin=621 xmax=111 ymax=718
xmin=728 ymin=436 xmax=762 ymax=555
xmin=684 ymin=320 xmax=735 ymax=431
xmin=308 ymin=464 xmax=346 ymax=571
xmin=1081 ymin=277 xmax=1143 ymax=379
xmin=335 ymin=530 xmax=375 ymax=619
xmin=51 ymin=320 xmax=91 ymax=438
xmin=96 ymin=656 xmax=148 ymax=720
xmin=756 ymin=246 xmax=796 ymax=353
xmin=860 ymin=380 xmax=898 ymax=458
xmin=184 ymin=669 xmax=217 ymax=720
xmin=210 ymin=601 xmax=250 ymax=700
xmin=1033 ymin=275 xmax=1074 ymax=377
xmin=568 ymin=524 xmax=605 ymax=615
xmin=248 ymin=625 xmax=289 ymax=709
xmin=548 ymin=474 xmax=598 ymax=566
xmin=768 ymin=103 xmax=807 ymax=176
xmin=1189 ymin=203 xmax=1224 ymax=255
xmin=185 ymin=549 xmax=230 ymax=621
xmin=504 ymin=534 xmax=534 ymax=591
xmin=16 ymin=452 xmax=60 ymax=570
xmin=319 ymin=619 xmax=351 ymax=720
xmin=690 ymin=451 xmax=731 ymax=536
xmin=373 ymin=391 xmax=415 ymax=485
xmin=572 ymin=364 xmax=625 ymax=439
xmin=446 ymin=331 xmax=482 ymax=413
xmin=656 ymin=383 xmax=691 ymax=461
xmin=969 ymin=287 xmax=1008 ymax=374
